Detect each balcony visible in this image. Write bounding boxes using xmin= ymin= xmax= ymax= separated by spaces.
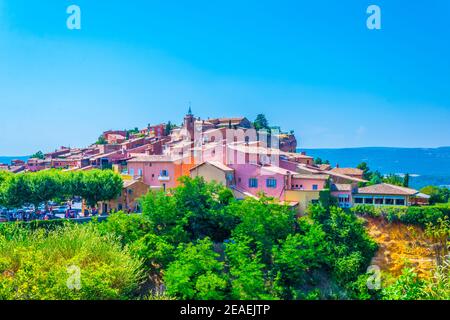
xmin=158 ymin=175 xmax=170 ymax=182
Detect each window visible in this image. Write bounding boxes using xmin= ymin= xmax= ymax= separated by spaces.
xmin=385 ymin=198 xmax=394 ymax=205
xmin=375 ymin=198 xmax=383 ymax=205
xmin=312 ymin=184 xmax=318 ymax=190
xmin=238 ymin=177 xmax=242 ymax=183
xmin=354 ymin=197 xmax=363 ymax=204
xmin=364 ymin=198 xmax=374 ymax=204
xmin=161 ymin=170 xmax=169 ymax=177
xmin=152 ymin=174 xmax=155 ymax=178
xmin=138 ymin=169 xmax=143 ymax=177
xmin=266 ymin=178 xmax=277 ymax=188
xmin=395 ymin=199 xmax=405 ymax=206
xmin=249 ymin=178 xmax=258 ymax=188
xmin=129 ymin=169 xmax=135 ymax=176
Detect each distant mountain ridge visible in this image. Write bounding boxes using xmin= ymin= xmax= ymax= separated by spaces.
xmin=298 ymin=147 xmax=450 ymax=189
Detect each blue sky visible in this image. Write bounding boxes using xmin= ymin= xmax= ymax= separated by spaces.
xmin=0 ymin=0 xmax=449 ymax=155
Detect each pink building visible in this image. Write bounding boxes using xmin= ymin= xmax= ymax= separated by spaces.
xmin=127 ymin=155 xmax=195 ymax=192
xmin=27 ymin=158 xmax=49 ymax=172
xmin=230 ymin=164 xmax=288 ymax=199
xmin=331 ymin=183 xmax=356 ymax=208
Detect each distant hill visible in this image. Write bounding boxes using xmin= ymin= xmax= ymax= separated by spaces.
xmin=0 ymin=156 xmax=30 ymax=165
xmin=298 ymin=147 xmax=450 ymax=189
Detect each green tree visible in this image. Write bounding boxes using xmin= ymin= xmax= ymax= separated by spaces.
xmin=420 ymin=186 xmax=450 ymax=204
xmin=369 ymin=171 xmax=383 ymax=185
xmin=383 ymin=173 xmax=404 ymax=187
xmin=30 ymin=151 xmax=45 ymax=160
xmin=130 ymin=233 xmax=176 ymax=279
xmin=403 ymin=173 xmax=410 ymax=187
xmin=98 ymin=211 xmax=152 ymax=246
xmin=2 ymin=174 xmax=32 ymax=208
xmin=27 ymin=170 xmax=63 ymax=211
xmin=141 ymin=190 xmax=189 ymax=243
xmin=231 ymin=197 xmax=296 ymax=262
xmin=164 ymin=238 xmax=227 ymax=300
xmin=254 ymin=114 xmax=269 ymax=131
xmin=309 ymin=205 xmax=377 ymax=285
xmin=95 ymin=135 xmax=107 ymax=145
xmin=172 ymin=176 xmax=238 ymax=242
xmin=314 ymin=158 xmax=323 ymax=165
xmin=164 ymin=121 xmax=174 ymax=136
xmin=78 ymin=170 xmax=123 ymax=208
xmin=0 ymin=171 xmax=12 ymax=207
xmin=357 ymin=162 xmax=372 ymax=180
xmin=272 ymin=218 xmax=329 ymax=298
xmin=225 ymin=238 xmax=271 ymax=300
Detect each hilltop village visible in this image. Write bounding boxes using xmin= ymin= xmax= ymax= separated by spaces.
xmin=1 ymin=110 xmax=429 ymax=214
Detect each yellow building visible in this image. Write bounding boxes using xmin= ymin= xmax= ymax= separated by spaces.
xmin=98 ymin=179 xmax=150 ymax=214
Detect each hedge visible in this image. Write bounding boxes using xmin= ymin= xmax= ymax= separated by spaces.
xmin=351 ymin=203 xmax=450 ymax=226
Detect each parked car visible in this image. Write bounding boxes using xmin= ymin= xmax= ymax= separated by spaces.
xmin=0 ymin=215 xmax=9 ymax=223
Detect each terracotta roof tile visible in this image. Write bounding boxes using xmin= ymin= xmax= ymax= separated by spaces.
xmin=357 ymin=183 xmax=418 ymax=196
xmin=330 ymin=168 xmax=364 ymax=176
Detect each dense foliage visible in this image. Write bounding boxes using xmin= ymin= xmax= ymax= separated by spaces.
xmin=30 ymin=151 xmax=45 ymax=160
xmin=420 ymin=185 xmax=450 ymax=205
xmin=1 ymin=176 xmax=448 ymax=300
xmin=357 ymin=162 xmax=410 ymax=187
xmin=351 ymin=203 xmax=450 ymax=226
xmin=96 ymin=177 xmax=378 ymax=300
xmin=0 ymin=169 xmax=123 ymax=209
xmin=0 ymin=223 xmax=142 ymax=300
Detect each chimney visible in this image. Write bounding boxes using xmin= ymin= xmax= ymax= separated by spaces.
xmin=301 ymin=152 xmax=306 ymax=156
xmin=336 ymin=163 xmax=340 ymax=168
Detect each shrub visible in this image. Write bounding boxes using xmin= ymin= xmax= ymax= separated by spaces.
xmin=0 ymin=224 xmax=143 ymax=300
xmin=164 ymin=238 xmax=227 ymax=300
xmin=351 ymin=204 xmax=450 ymax=227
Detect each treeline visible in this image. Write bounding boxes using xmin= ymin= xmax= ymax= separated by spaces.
xmin=357 ymin=162 xmax=411 ymax=187
xmin=0 ymin=169 xmax=123 ymax=209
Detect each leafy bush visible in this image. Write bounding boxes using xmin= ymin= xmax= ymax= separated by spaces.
xmin=0 ymin=223 xmax=143 ymax=300
xmin=351 ymin=203 xmax=450 ymax=226
xmin=271 ymin=219 xmax=329 ymax=298
xmin=164 ymin=238 xmax=227 ymax=300
xmin=308 ymin=205 xmax=378 ymax=288
xmin=225 ymin=237 xmax=273 ymax=300
xmin=230 ymin=197 xmax=296 ymax=262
